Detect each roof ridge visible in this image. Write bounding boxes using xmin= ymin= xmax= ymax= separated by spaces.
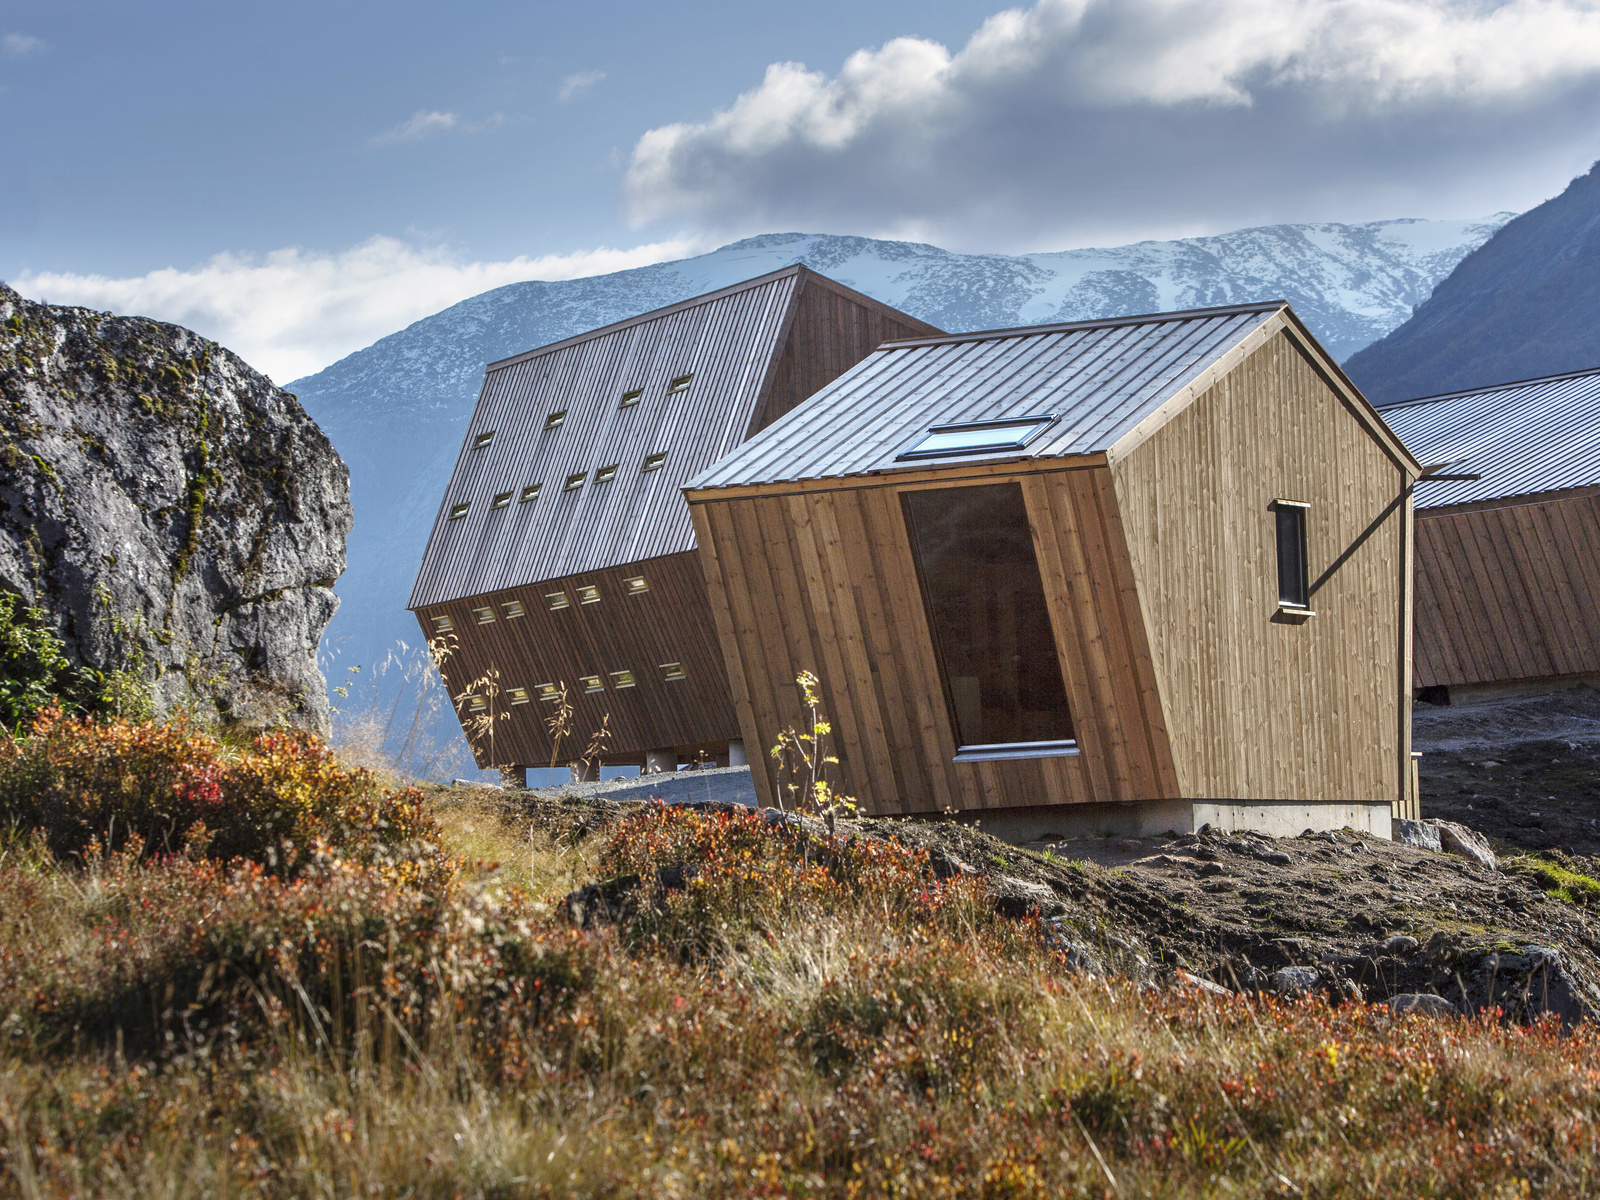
xmin=1376 ymin=362 xmax=1600 ymax=410
xmin=484 ymin=265 xmax=810 ymax=371
xmin=874 ymin=300 xmax=1286 ymax=351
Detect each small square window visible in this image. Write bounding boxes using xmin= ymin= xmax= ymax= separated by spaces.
xmin=563 ymin=472 xmax=586 ymax=492
xmin=519 ymin=484 xmax=541 ymax=503
xmin=667 ymin=373 xmax=693 ymax=394
xmin=507 ymin=687 xmax=531 ymax=706
xmin=546 ymin=591 xmax=571 ymax=610
xmin=610 ymin=669 xmax=637 ymax=689
xmin=619 ymin=388 xmax=643 ymax=408
xmin=448 ymin=502 xmax=470 ymax=520
xmin=472 ymin=606 xmax=495 ymax=624
xmin=643 ymin=452 xmax=667 ymax=472
xmin=624 ymin=576 xmax=648 ymax=595
xmin=580 ymin=675 xmax=604 ymax=694
xmin=490 ymin=491 xmax=512 ymax=510
xmin=545 ymin=410 xmax=567 ymax=430
xmin=432 ymin=615 xmax=454 ymax=633
xmin=577 ymin=585 xmax=601 ymax=605
xmin=502 ymin=600 xmax=525 ymax=618
xmin=473 ymin=431 xmax=495 ymax=449
xmin=536 ymin=682 xmax=561 ymax=703
xmin=660 ymin=661 xmax=686 ymax=681
xmin=466 ymin=695 xmax=488 ymax=714
xmin=595 ymin=463 xmax=619 ymax=484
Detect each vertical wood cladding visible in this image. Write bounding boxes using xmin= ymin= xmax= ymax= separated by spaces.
xmin=749 ymin=278 xmax=944 ymax=435
xmin=1109 ymin=329 xmax=1409 ymax=806
xmin=1412 ymin=490 xmax=1600 ymax=688
xmin=414 ymin=551 xmax=736 ymax=769
xmin=690 ymin=463 xmax=1176 ymax=816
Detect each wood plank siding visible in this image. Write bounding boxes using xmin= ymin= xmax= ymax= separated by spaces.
xmin=689 ymin=463 xmax=1176 ymax=816
xmin=1412 ymin=489 xmax=1600 ymax=688
xmin=414 ymin=551 xmax=735 ymax=770
xmin=1109 ymin=328 xmax=1411 ymax=807
xmin=409 ymin=267 xmax=942 ymax=765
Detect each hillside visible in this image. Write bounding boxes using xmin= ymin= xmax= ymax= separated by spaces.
xmin=288 ymin=218 xmax=1509 ymax=762
xmin=1346 ymin=162 xmax=1600 ymax=404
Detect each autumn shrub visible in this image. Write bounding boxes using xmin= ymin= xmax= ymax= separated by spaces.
xmin=0 ymin=707 xmax=437 ymax=870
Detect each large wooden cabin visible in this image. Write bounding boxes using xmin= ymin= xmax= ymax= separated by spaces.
xmin=1380 ymin=366 xmax=1600 ymax=703
xmin=409 ymin=267 xmax=941 ymax=777
xmin=685 ymin=302 xmax=1423 ymax=840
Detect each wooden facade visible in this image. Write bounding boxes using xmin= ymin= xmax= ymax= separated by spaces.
xmin=1412 ymin=487 xmax=1600 ymax=690
xmin=687 ymin=306 xmax=1420 ymax=823
xmin=410 ymin=267 xmax=940 ymax=770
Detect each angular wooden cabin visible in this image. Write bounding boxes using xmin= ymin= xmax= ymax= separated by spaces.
xmin=409 ymin=267 xmax=941 ymax=776
xmin=1380 ymin=366 xmax=1600 ymax=703
xmin=685 ymin=302 xmax=1424 ymax=839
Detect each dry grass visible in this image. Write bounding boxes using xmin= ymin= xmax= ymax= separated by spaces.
xmin=2 ymin=757 xmax=1599 ymax=1197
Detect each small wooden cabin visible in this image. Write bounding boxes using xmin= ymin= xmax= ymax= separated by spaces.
xmin=1380 ymin=366 xmax=1600 ymax=703
xmin=409 ymin=267 xmax=941 ymax=776
xmin=685 ymin=302 xmax=1423 ymax=840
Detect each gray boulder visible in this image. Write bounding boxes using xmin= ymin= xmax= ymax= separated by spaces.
xmin=1425 ymin=820 xmax=1497 ymax=870
xmin=0 ymin=284 xmax=349 ymax=734
xmin=1272 ymin=966 xmax=1321 ymax=997
xmin=1393 ymin=819 xmax=1442 ymax=852
xmin=1389 ymin=993 xmax=1458 ymax=1019
xmin=1463 ymin=944 xmax=1598 ymax=1028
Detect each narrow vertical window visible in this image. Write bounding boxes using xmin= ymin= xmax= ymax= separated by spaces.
xmin=901 ymin=483 xmax=1076 ymax=761
xmin=1275 ymin=501 xmax=1310 ymax=610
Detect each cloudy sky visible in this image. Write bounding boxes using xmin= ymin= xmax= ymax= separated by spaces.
xmin=4 ymin=0 xmax=1600 ymax=381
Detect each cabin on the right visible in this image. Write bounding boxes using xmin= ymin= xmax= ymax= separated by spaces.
xmin=1379 ymin=365 xmax=1600 ymax=705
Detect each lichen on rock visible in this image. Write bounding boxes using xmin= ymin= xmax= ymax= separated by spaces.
xmin=0 ymin=283 xmax=351 ymax=735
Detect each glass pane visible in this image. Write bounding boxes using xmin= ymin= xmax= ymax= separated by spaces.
xmin=901 ymin=484 xmax=1075 ymax=748
xmin=900 ymin=419 xmax=1049 ymax=460
xmin=1276 ymin=506 xmax=1308 ymax=607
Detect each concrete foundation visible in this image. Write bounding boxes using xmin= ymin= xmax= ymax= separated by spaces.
xmin=498 ymin=765 xmax=528 ymax=790
xmin=941 ymin=798 xmax=1393 ymax=846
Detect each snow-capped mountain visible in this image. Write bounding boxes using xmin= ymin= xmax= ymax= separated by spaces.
xmin=291 ymin=217 xmax=1510 ymax=759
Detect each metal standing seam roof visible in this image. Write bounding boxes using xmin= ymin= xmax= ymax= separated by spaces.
xmin=1378 ymin=366 xmax=1600 ymax=509
xmin=409 ymin=268 xmax=803 ymax=610
xmin=684 ymin=302 xmax=1287 ymax=491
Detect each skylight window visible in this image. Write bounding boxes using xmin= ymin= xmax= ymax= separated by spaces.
xmin=503 ymin=600 xmax=525 ymax=618
xmin=667 ymin=373 xmax=693 ymax=394
xmin=536 ymin=682 xmax=561 ymax=703
xmin=642 ymin=452 xmax=667 ymax=472
xmin=467 ymin=695 xmax=488 ymax=714
xmin=546 ymin=591 xmax=571 ymax=610
xmin=563 ymin=472 xmax=586 ymax=492
xmin=473 ymin=431 xmax=495 ymax=449
xmin=595 ymin=463 xmax=618 ymax=484
xmin=660 ymin=661 xmax=686 ymax=681
xmin=472 ymin=606 xmax=495 ymax=624
xmin=507 ymin=687 xmax=531 ymax=706
xmin=432 ymin=615 xmax=454 ymax=633
xmin=896 ymin=415 xmax=1055 ymax=462
xmin=624 ymin=576 xmax=648 ymax=595
xmin=580 ymin=675 xmax=604 ymax=694
xmin=490 ymin=491 xmax=512 ymax=510
xmin=619 ymin=388 xmax=643 ymax=408
xmin=577 ymin=585 xmax=601 ymax=605
xmin=448 ymin=502 xmax=470 ymax=520
xmin=610 ymin=669 xmax=637 ymax=689
xmin=545 ymin=410 xmax=567 ymax=430
xmin=519 ymin=484 xmax=541 ymax=503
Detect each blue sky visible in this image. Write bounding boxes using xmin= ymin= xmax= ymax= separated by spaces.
xmin=5 ymin=0 xmax=1600 ymax=382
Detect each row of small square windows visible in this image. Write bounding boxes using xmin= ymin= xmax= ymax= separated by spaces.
xmin=430 ymin=577 xmax=649 ymax=635
xmin=462 ymin=663 xmax=689 ymax=711
xmin=467 ymin=374 xmax=693 ymax=453
xmin=448 ymin=453 xmax=668 ymax=520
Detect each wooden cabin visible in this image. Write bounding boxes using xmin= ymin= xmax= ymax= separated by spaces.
xmin=1380 ymin=366 xmax=1600 ymax=703
xmin=409 ymin=267 xmax=941 ymax=778
xmin=685 ymin=302 xmax=1424 ymax=840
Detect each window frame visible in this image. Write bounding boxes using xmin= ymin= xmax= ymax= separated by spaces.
xmin=1273 ymin=499 xmax=1313 ymax=615
xmin=895 ymin=414 xmax=1056 ymax=463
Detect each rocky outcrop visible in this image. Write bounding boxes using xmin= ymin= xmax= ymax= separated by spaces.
xmin=0 ymin=283 xmax=350 ymax=735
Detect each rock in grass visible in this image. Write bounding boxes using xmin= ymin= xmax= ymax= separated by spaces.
xmin=1389 ymin=993 xmax=1458 ymax=1019
xmin=1272 ymin=966 xmax=1321 ymax=997
xmin=1426 ymin=820 xmax=1497 ymax=870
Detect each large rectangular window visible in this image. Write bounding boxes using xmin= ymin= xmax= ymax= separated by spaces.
xmin=901 ymin=483 xmax=1076 ymax=761
xmin=1275 ymin=501 xmax=1310 ymax=610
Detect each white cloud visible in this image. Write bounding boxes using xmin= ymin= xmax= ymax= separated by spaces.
xmin=558 ymin=70 xmax=605 ymax=102
xmin=3 ymin=33 xmax=46 ymax=58
xmin=624 ymin=0 xmax=1600 ymax=247
xmin=372 ymin=110 xmax=460 ymax=145
xmin=13 ymin=235 xmax=713 ymax=384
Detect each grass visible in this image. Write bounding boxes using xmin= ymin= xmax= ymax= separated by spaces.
xmin=1504 ymin=852 xmax=1600 ymax=906
xmin=1 ymin=717 xmax=1600 ymax=1195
